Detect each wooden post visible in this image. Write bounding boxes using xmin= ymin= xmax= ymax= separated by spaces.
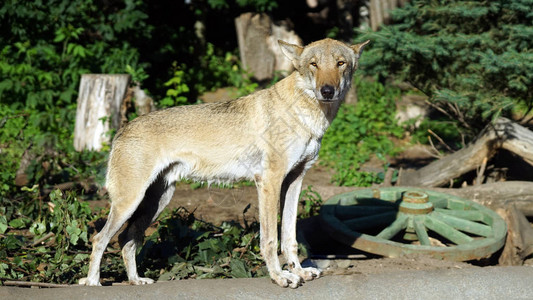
xmin=73 ymin=74 xmax=131 ymax=151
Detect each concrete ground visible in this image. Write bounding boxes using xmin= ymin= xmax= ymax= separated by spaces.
xmin=2 ymin=266 xmax=533 ymax=300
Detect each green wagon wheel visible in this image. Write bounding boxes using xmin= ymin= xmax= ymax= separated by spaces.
xmin=319 ymin=187 xmax=507 ymax=261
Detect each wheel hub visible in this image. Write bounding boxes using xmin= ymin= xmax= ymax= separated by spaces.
xmin=398 ymin=191 xmax=433 ymax=215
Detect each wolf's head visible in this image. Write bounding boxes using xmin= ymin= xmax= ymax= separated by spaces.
xmin=279 ymin=38 xmax=369 ymax=103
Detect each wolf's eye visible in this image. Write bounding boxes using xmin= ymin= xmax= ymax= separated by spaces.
xmin=337 ymin=61 xmax=345 ymax=67
xmin=310 ymin=62 xmax=317 ymax=68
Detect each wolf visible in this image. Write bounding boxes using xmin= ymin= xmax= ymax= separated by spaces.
xmin=79 ymin=38 xmax=369 ymax=288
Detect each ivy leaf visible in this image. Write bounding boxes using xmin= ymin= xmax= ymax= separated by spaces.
xmin=4 ymin=235 xmax=23 ymax=250
xmin=0 ymin=215 xmax=7 ymax=234
xmin=9 ymin=218 xmax=26 ymax=229
xmin=66 ymin=220 xmax=82 ymax=245
xmin=230 ymin=259 xmax=251 ymax=278
xmin=30 ymin=222 xmax=47 ymax=235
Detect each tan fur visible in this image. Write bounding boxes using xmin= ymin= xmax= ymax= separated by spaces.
xmin=79 ymin=38 xmax=369 ymax=288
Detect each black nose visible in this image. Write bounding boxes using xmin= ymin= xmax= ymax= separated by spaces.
xmin=320 ymin=85 xmax=335 ymax=99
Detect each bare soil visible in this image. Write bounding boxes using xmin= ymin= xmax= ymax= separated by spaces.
xmin=87 ymin=145 xmax=505 ymax=276
xmin=168 ymin=164 xmax=352 ymax=226
xmin=162 ymin=153 xmax=479 ymax=275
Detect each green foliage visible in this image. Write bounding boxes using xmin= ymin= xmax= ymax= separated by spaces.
xmin=207 ymin=0 xmax=278 ymax=12
xmin=320 ymin=79 xmax=403 ymax=186
xmin=411 ymin=118 xmax=464 ymax=150
xmin=0 ymin=189 xmax=269 ymax=284
xmin=360 ymin=0 xmax=533 ymax=134
xmin=0 ymin=189 xmax=105 ymax=283
xmin=299 ymin=185 xmax=323 ymax=219
xmin=0 ymin=0 xmax=146 ymax=199
xmin=0 ymin=0 xmax=148 ymax=109
xmin=125 ymin=64 xmax=149 ymax=85
xmin=159 ymin=42 xmax=258 ymax=107
xmin=200 ymin=43 xmax=258 ymax=97
xmin=136 ymin=208 xmax=266 ymax=281
xmin=160 ymin=66 xmax=191 ymax=108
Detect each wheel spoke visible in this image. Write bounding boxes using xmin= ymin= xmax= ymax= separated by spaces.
xmin=434 ymin=208 xmax=484 ymax=222
xmin=376 ymin=214 xmax=408 ymax=240
xmin=424 ymin=216 xmax=473 ymax=245
xmin=335 ymin=205 xmax=395 ymax=220
xmin=344 ymin=211 xmax=397 ymax=231
xmin=354 ymin=198 xmax=397 ymax=207
xmin=413 ymin=217 xmax=431 ymax=246
xmin=433 ymin=211 xmax=492 ymax=237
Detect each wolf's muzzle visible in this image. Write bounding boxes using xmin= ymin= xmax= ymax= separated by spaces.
xmin=320 ymin=85 xmax=335 ymax=100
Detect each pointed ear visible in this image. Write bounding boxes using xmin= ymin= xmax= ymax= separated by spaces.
xmin=351 ymin=40 xmax=370 ymax=59
xmin=278 ymin=40 xmax=304 ymax=69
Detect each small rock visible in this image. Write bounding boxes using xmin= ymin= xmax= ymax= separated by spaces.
xmin=336 ymin=259 xmax=353 ymax=269
xmin=303 ymin=259 xmax=330 ymax=269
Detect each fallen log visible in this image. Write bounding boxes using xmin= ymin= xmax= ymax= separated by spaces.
xmin=399 ymin=118 xmax=533 ymax=187
xmin=498 ymin=203 xmax=533 ymax=265
xmin=315 ymin=181 xmax=533 ymax=213
xmin=428 ymin=181 xmax=533 ymax=214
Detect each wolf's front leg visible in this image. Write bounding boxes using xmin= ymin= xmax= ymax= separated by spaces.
xmin=281 ymin=170 xmax=322 ymax=281
xmin=256 ymin=172 xmax=302 ymax=288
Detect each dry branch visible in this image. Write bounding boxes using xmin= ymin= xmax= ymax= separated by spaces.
xmin=399 ymin=118 xmax=533 ymax=187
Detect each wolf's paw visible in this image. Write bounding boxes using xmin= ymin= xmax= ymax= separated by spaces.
xmin=292 ymin=267 xmax=322 ymax=281
xmin=271 ymin=270 xmax=303 ymax=289
xmin=130 ymin=277 xmax=155 ymax=285
xmin=78 ymin=277 xmax=101 ymax=286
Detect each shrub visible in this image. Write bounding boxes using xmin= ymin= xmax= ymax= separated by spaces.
xmin=360 ymin=0 xmax=533 ymax=135
xmin=319 ymin=79 xmax=403 ymax=186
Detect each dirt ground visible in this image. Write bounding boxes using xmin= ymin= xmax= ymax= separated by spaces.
xmin=8 ymin=146 xmax=524 ymax=297
xmin=85 ymin=145 xmax=513 ymax=278
xmin=161 ymin=151 xmax=481 ymax=275
xmin=168 ymin=164 xmax=352 ymax=225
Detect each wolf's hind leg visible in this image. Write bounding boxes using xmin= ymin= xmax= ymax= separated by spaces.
xmin=79 ymin=204 xmax=134 ymax=286
xmin=119 ymin=175 xmax=176 ymax=285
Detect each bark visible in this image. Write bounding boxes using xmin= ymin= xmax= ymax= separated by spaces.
xmin=235 ymin=13 xmax=302 ymax=81
xmin=73 ymin=74 xmax=130 ymax=151
xmin=235 ymin=13 xmax=275 ymax=81
xmin=369 ymin=0 xmax=406 ymax=31
xmin=499 ymin=203 xmax=533 ymax=265
xmin=131 ymin=84 xmax=155 ymax=116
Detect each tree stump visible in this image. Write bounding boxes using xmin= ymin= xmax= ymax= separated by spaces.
xmin=73 ymin=74 xmax=131 ymax=151
xmin=369 ymin=0 xmax=407 ymax=31
xmin=235 ymin=13 xmax=302 ymax=81
xmin=131 ymin=83 xmax=155 ymax=116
